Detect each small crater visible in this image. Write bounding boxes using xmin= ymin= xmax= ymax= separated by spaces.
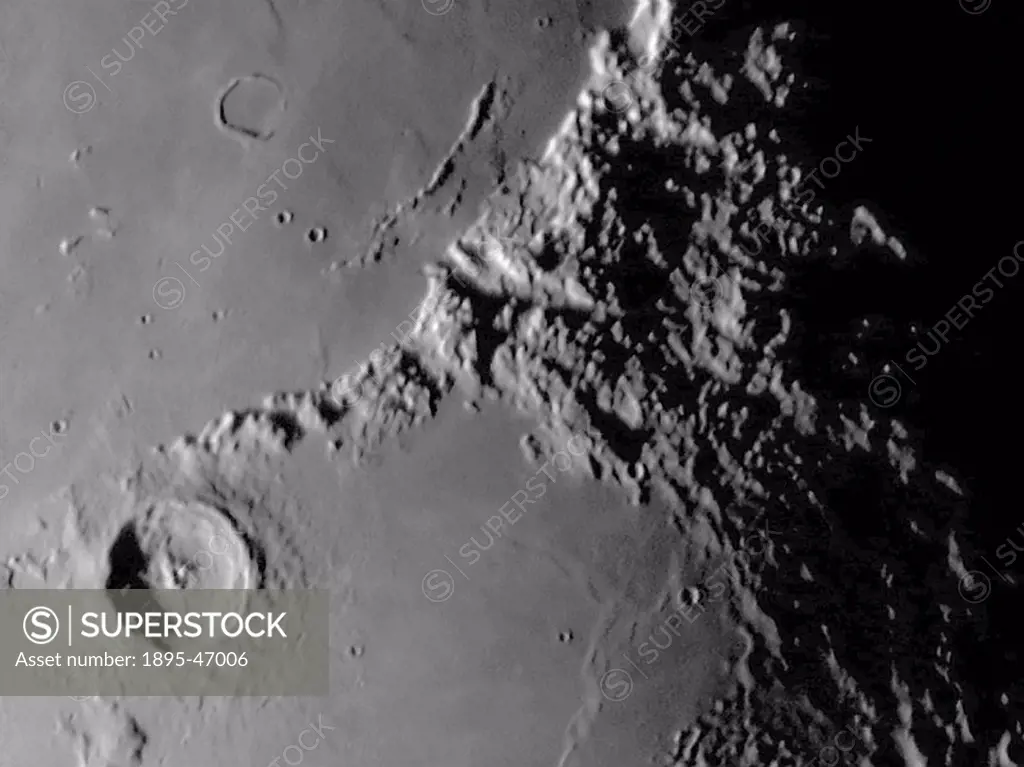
xmin=216 ymin=73 xmax=286 ymax=142
xmin=306 ymin=226 xmax=327 ymax=244
xmin=275 ymin=210 xmax=293 ymax=226
xmin=70 ymin=145 xmax=93 ymax=165
xmin=59 ymin=235 xmax=84 ymax=257
xmin=679 ymin=586 xmax=702 ymax=608
xmin=89 ymin=206 xmax=117 ymax=238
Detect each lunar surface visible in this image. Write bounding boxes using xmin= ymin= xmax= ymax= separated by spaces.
xmin=0 ymin=0 xmax=1018 ymax=766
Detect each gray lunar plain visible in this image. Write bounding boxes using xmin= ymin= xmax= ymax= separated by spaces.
xmin=0 ymin=0 xmax=1018 ymax=766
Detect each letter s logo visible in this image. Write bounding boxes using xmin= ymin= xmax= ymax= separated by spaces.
xmin=23 ymin=607 xmax=60 ymax=645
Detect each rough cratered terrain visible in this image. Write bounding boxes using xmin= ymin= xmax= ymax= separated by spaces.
xmin=1 ymin=0 xmax=1019 ymax=766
